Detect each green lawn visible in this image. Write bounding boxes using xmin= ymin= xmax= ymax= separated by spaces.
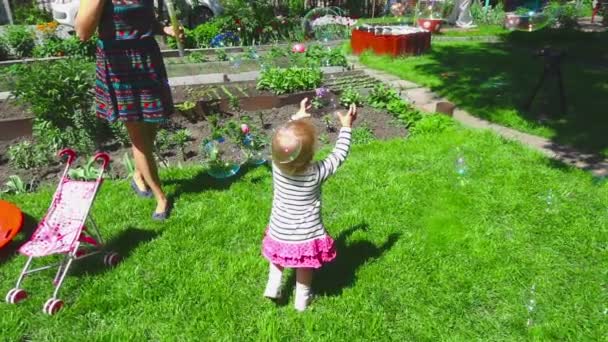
xmin=1 ymin=122 xmax=607 ymax=340
xmin=359 ymin=29 xmax=608 ymax=157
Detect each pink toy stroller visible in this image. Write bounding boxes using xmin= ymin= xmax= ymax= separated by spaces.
xmin=5 ymin=149 xmax=119 ymax=315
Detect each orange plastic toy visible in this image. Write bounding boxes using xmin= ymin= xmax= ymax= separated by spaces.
xmin=0 ymin=200 xmax=23 ymax=249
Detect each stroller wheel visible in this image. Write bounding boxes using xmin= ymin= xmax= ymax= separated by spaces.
xmin=43 ymin=298 xmax=64 ymax=315
xmin=103 ymin=252 xmax=120 ymax=267
xmin=6 ymin=288 xmax=27 ymax=304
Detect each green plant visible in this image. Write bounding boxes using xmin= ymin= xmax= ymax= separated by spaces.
xmin=172 ymin=129 xmax=192 ymax=161
xmin=216 ymin=48 xmax=229 ymax=61
xmin=0 ymin=37 xmax=10 ymax=61
xmin=257 ymin=67 xmax=323 ymax=95
xmin=176 ymin=101 xmax=197 ymax=112
xmin=545 ymin=1 xmax=580 ymax=29
xmin=367 ymin=84 xmax=400 ymax=109
xmin=68 ymin=157 xmax=103 ymax=181
xmin=12 ymin=1 xmax=53 ymax=25
xmin=410 ymin=114 xmax=457 ymax=136
xmin=187 ymin=52 xmax=208 ymax=63
xmin=351 ymin=124 xmax=376 ymax=145
xmin=110 ymin=122 xmax=131 ymax=147
xmin=122 ymin=153 xmax=135 ymax=178
xmin=318 ymin=133 xmax=330 ymax=145
xmin=191 ymin=21 xmax=222 ymax=48
xmin=2 ymin=175 xmax=29 ymax=194
xmin=10 ymin=59 xmax=99 ymax=153
xmin=7 ymin=140 xmax=51 ymax=170
xmin=339 ymin=86 xmax=364 ymax=107
xmin=471 ymin=1 xmax=505 ymax=26
xmin=386 ymin=98 xmax=423 ymax=128
xmin=5 ymin=25 xmax=36 ymax=58
xmin=154 ymin=129 xmax=172 ymax=166
xmin=322 ymin=114 xmax=335 ymax=132
xmin=228 ymin=94 xmax=240 ymax=111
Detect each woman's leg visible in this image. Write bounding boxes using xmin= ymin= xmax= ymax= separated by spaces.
xmin=295 ymin=268 xmax=313 ymax=311
xmin=264 ymin=263 xmax=284 ymax=299
xmin=125 ymin=121 xmax=168 ymax=214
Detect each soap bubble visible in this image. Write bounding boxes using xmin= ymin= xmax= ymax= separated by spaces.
xmin=229 ymin=54 xmax=242 ymax=70
xmin=416 ymin=0 xmax=445 ymax=19
xmin=302 ymin=7 xmax=356 ymax=42
xmin=242 ymin=133 xmax=269 ymax=166
xmin=505 ymin=12 xmax=551 ymax=32
xmin=210 ymin=32 xmax=240 ymax=48
xmin=202 ymin=137 xmax=244 ymax=179
xmin=273 ymin=127 xmax=303 ymax=164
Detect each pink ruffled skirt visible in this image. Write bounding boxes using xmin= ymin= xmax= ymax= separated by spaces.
xmin=262 ymin=231 xmax=336 ymax=269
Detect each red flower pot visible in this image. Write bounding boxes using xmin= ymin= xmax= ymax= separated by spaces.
xmin=417 ymin=18 xmax=443 ymax=33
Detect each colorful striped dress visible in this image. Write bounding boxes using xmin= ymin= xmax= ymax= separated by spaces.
xmin=262 ymin=127 xmax=352 ymax=269
xmin=95 ymin=0 xmax=173 ymax=123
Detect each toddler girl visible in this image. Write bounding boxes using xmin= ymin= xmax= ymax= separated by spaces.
xmin=262 ymin=99 xmax=357 ymax=311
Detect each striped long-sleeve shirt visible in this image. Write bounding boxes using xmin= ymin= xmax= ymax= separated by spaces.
xmin=268 ymin=127 xmax=352 ymax=243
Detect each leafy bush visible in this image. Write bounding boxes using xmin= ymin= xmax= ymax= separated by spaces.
xmin=409 ymin=114 xmax=456 ymax=136
xmin=7 ymin=140 xmax=51 ymax=169
xmin=10 ymin=59 xmax=100 ymax=153
xmin=13 ymin=1 xmax=53 ymax=25
xmin=0 ymin=37 xmax=10 ymax=60
xmin=191 ymin=21 xmax=222 ymax=48
xmin=303 ymin=44 xmax=348 ymax=67
xmin=2 ymin=175 xmax=30 ymax=194
xmin=187 ymin=52 xmax=208 ymax=63
xmin=257 ymin=67 xmax=323 ymax=95
xmin=367 ymin=84 xmax=400 ymax=109
xmin=68 ymin=157 xmax=103 ymax=181
xmin=544 ymin=1 xmax=580 ymax=29
xmin=172 ymin=129 xmax=192 ymax=161
xmin=471 ymin=1 xmax=505 ymax=26
xmin=339 ymin=86 xmax=364 ymax=107
xmin=351 ymin=124 xmax=376 ymax=145
xmin=5 ymin=25 xmax=36 ymax=58
xmin=386 ymin=98 xmax=423 ymax=128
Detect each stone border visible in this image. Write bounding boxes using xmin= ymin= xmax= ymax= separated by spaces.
xmin=348 ymin=56 xmax=608 ymax=177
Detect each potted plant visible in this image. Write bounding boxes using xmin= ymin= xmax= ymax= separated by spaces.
xmin=416 ymin=0 xmax=445 ymax=33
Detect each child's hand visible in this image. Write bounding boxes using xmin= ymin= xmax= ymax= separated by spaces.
xmin=337 ymin=104 xmax=357 ymax=128
xmin=291 ymin=97 xmax=312 ymax=121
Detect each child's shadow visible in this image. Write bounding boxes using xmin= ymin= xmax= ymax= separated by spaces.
xmin=280 ymin=224 xmax=399 ymax=303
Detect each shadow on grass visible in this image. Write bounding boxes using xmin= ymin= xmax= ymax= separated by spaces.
xmin=277 ymin=224 xmax=400 ymax=305
xmin=167 ymin=163 xmax=264 ymax=200
xmin=0 ymin=213 xmax=38 ymax=267
xmin=70 ymin=227 xmax=160 ymax=277
xmin=382 ymin=29 xmax=608 ymax=155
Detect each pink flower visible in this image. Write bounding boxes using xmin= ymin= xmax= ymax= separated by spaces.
xmin=241 ymin=124 xmax=250 ymax=134
xmin=292 ymin=43 xmax=306 ymax=53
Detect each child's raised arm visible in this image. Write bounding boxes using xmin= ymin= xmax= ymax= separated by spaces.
xmin=316 ymin=104 xmax=357 ymax=182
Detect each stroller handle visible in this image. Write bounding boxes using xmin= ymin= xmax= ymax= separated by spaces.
xmin=59 ymin=149 xmax=77 ymax=165
xmin=93 ymin=153 xmax=111 ymax=170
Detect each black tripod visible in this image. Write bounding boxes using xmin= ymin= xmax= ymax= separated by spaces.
xmin=523 ymin=47 xmax=567 ymax=117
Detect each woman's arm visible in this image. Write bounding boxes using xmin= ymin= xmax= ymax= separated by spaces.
xmin=75 ymin=0 xmax=105 ymax=41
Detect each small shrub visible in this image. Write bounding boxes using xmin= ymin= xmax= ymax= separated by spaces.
xmin=257 ymin=67 xmax=323 ymax=95
xmin=2 ymin=175 xmax=30 ymax=194
xmin=68 ymin=157 xmax=103 ymax=181
xmin=471 ymin=1 xmax=505 ymax=26
xmin=339 ymin=86 xmax=364 ymax=107
xmin=110 ymin=122 xmax=131 ymax=147
xmin=351 ymin=124 xmax=376 ymax=145
xmin=187 ymin=52 xmax=208 ymax=63
xmin=0 ymin=37 xmax=10 ymax=60
xmin=367 ymin=84 xmax=400 ymax=109
xmin=172 ymin=129 xmax=192 ymax=161
xmin=409 ymin=114 xmax=456 ymax=136
xmin=191 ymin=21 xmax=222 ymax=48
xmin=11 ymin=59 xmax=99 ymax=152
xmin=322 ymin=114 xmax=335 ymax=132
xmin=5 ymin=25 xmax=36 ymax=58
xmin=545 ymin=1 xmax=580 ymax=29
xmin=154 ymin=129 xmax=172 ymax=165
xmin=216 ymin=48 xmax=229 ymax=61
xmin=386 ymin=98 xmax=423 ymax=128
xmin=13 ymin=1 xmax=53 ymax=25
xmin=7 ymin=140 xmax=51 ymax=169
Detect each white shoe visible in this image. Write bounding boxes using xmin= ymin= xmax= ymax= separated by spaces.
xmin=294 ymin=294 xmax=312 ymax=312
xmin=263 ymin=283 xmax=282 ymax=300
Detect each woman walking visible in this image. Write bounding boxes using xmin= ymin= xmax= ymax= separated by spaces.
xmin=75 ymin=0 xmax=181 ymax=220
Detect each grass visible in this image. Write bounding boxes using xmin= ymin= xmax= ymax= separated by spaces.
xmin=359 ymin=29 xmax=608 ymax=156
xmin=1 ymin=122 xmax=607 ymax=340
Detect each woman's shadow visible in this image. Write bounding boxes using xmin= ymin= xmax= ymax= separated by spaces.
xmin=280 ymin=224 xmax=400 ymax=303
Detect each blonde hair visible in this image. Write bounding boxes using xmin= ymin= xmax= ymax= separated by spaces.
xmin=272 ymin=119 xmax=316 ymax=175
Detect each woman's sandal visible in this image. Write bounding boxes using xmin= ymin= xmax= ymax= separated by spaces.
xmin=152 ymin=200 xmax=172 ymax=221
xmin=131 ymin=179 xmax=153 ymax=198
